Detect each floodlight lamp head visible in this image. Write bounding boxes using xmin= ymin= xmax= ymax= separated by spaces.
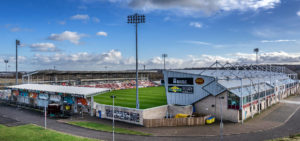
xmin=127 ymin=13 xmax=145 ymax=24
xmin=16 ymin=40 xmax=20 ymax=45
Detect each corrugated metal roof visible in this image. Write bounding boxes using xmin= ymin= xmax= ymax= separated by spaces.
xmin=229 ymin=83 xmax=273 ymax=97
xmin=7 ymin=84 xmax=109 ymax=97
xmin=170 ymin=69 xmax=293 ymax=89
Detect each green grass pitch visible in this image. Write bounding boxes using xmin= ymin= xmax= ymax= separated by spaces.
xmin=94 ymin=86 xmax=167 ymax=109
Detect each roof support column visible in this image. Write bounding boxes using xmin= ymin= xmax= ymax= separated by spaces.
xmin=250 ymin=81 xmax=253 ymax=119
xmin=258 ymin=78 xmax=261 ymax=114
xmin=240 ymin=78 xmax=244 ymax=124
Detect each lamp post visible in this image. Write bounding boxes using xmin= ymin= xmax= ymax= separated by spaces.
xmin=4 ymin=59 xmax=9 ymax=86
xmin=219 ymin=96 xmax=224 ymax=141
xmin=127 ymin=13 xmax=145 ymax=109
xmin=105 ymin=66 xmax=108 ymax=83
xmin=162 ymin=54 xmax=168 ymax=70
xmin=4 ymin=59 xmax=8 ymax=72
xmin=110 ymin=95 xmax=116 ymax=141
xmin=16 ymin=40 xmax=20 ymax=85
xmin=254 ymin=48 xmax=259 ymax=64
xmin=44 ymin=103 xmax=47 ymax=130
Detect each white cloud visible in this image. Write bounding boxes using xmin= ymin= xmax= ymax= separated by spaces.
xmin=181 ymin=40 xmax=226 ymax=48
xmin=70 ymin=14 xmax=90 ymax=20
xmin=92 ymin=17 xmax=100 ymax=23
xmin=9 ymin=27 xmax=32 ymax=32
xmin=30 ymin=43 xmax=59 ymax=52
xmin=14 ymin=49 xmax=300 ymax=70
xmin=126 ymin=0 xmax=281 ymax=16
xmin=261 ymin=39 xmax=297 ymax=43
xmin=31 ymin=49 xmax=125 ymax=70
xmin=182 ymin=40 xmax=211 ymax=46
xmin=10 ymin=27 xmax=21 ymax=32
xmin=252 ymin=28 xmax=277 ymax=38
xmin=164 ymin=16 xmax=170 ymax=21
xmin=78 ymin=5 xmax=88 ymax=10
xmin=189 ymin=22 xmax=202 ymax=28
xmin=96 ymin=31 xmax=108 ymax=37
xmin=48 ymin=31 xmax=84 ymax=44
xmin=297 ymin=10 xmax=300 ymax=16
xmin=144 ymin=51 xmax=300 ymax=69
xmin=58 ymin=21 xmax=66 ymax=25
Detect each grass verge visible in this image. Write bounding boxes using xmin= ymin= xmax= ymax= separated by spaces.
xmin=268 ymin=133 xmax=300 ymax=141
xmin=0 ymin=124 xmax=100 ymax=141
xmin=68 ymin=121 xmax=151 ymax=136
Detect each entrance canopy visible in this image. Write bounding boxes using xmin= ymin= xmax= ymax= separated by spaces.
xmin=7 ymin=84 xmax=110 ymax=98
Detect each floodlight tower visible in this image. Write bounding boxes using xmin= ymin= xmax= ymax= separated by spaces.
xmin=16 ymin=40 xmax=20 ymax=85
xmin=254 ymin=48 xmax=259 ymax=64
xmin=162 ymin=54 xmax=168 ymax=70
xmin=4 ymin=59 xmax=8 ymax=72
xmin=127 ymin=13 xmax=145 ymax=109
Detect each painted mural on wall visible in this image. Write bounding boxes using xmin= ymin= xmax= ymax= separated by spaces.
xmin=105 ymin=106 xmax=140 ymax=123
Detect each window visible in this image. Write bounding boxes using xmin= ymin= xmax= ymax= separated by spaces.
xmin=243 ymin=96 xmax=251 ymax=104
xmin=228 ymin=92 xmax=240 ymax=110
xmin=259 ymin=92 xmax=265 ymax=98
xmin=253 ymin=93 xmax=259 ymax=100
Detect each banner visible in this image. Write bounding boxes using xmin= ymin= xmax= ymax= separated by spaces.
xmin=168 ymin=77 xmax=193 ymax=85
xmin=50 ymin=95 xmax=61 ymax=102
xmin=168 ymin=86 xmax=194 ymax=94
xmin=39 ymin=93 xmax=49 ymax=100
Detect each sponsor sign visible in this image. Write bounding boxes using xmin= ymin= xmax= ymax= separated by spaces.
xmin=105 ymin=106 xmax=141 ymax=124
xmin=168 ymin=77 xmax=193 ymax=85
xmin=168 ymin=86 xmax=193 ymax=94
xmin=50 ymin=95 xmax=61 ymax=102
xmin=39 ymin=93 xmax=49 ymax=100
xmin=195 ymin=78 xmax=205 ymax=85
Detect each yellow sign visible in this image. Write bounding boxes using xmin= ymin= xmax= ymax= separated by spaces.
xmin=195 ymin=78 xmax=205 ymax=85
xmin=169 ymin=86 xmax=181 ymax=92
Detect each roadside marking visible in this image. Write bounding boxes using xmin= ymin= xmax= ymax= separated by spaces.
xmin=284 ymin=105 xmax=300 ymax=123
xmin=280 ymin=100 xmax=300 ymax=105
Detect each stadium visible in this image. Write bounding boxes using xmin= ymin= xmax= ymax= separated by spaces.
xmin=1 ymin=62 xmax=299 ymax=126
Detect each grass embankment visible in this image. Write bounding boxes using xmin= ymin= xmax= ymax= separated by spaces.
xmin=94 ymin=86 xmax=167 ymax=109
xmin=68 ymin=121 xmax=151 ymax=136
xmin=268 ymin=134 xmax=300 ymax=141
xmin=0 ymin=124 xmax=99 ymax=141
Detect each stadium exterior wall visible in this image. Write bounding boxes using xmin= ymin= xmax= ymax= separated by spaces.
xmin=194 ymin=91 xmax=239 ymax=122
xmin=163 ymin=69 xmax=300 ymax=123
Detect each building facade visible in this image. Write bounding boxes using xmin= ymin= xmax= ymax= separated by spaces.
xmin=163 ymin=66 xmax=299 ymax=122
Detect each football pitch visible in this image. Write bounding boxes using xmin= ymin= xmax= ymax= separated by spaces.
xmin=94 ymin=86 xmax=167 ymax=109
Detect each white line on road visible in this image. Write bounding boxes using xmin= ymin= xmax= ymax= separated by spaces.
xmin=280 ymin=100 xmax=300 ymax=105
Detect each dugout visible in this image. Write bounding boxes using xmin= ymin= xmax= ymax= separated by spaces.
xmin=7 ymin=84 xmax=109 ymax=116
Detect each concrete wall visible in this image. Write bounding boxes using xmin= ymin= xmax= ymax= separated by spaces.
xmin=195 ymin=91 xmax=239 ymax=123
xmin=168 ymin=105 xmax=193 ymax=116
xmin=95 ymin=103 xmax=194 ymax=125
xmin=143 ymin=105 xmax=168 ymax=119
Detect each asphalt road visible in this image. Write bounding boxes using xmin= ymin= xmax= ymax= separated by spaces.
xmin=1 ymin=102 xmax=300 ymax=141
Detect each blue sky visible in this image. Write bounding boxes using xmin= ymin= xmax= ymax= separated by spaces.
xmin=1 ymin=0 xmax=300 ymax=71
